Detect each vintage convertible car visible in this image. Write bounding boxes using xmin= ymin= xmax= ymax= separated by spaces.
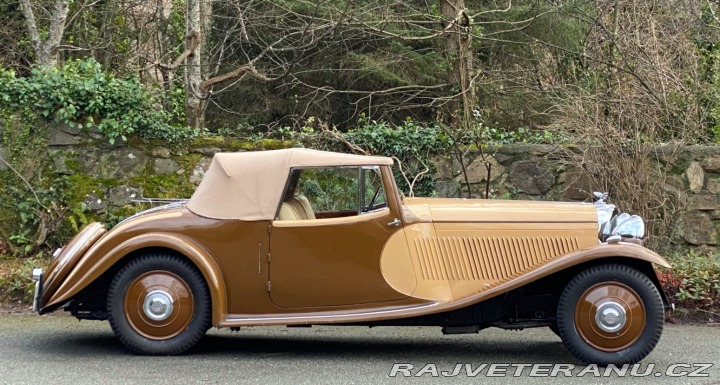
xmin=31 ymin=148 xmax=670 ymax=364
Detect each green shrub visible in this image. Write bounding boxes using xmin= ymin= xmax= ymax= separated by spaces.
xmin=261 ymin=116 xmax=449 ymax=197
xmin=0 ymin=172 xmax=96 ymax=257
xmin=344 ymin=118 xmax=448 ymax=196
xmin=0 ymin=58 xmax=202 ymax=143
xmin=0 ymin=256 xmax=44 ymax=305
xmin=660 ymin=251 xmax=720 ymax=311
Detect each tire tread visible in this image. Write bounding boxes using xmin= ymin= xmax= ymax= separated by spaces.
xmin=107 ymin=253 xmax=211 ymax=355
xmin=556 ymin=263 xmax=664 ymax=365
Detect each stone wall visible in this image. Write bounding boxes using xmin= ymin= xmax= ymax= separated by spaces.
xmin=0 ymin=124 xmax=289 ymax=230
xmin=431 ymin=145 xmax=720 ymax=253
xmin=3 ymin=124 xmax=720 ymax=252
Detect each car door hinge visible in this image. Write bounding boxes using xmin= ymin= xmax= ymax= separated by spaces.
xmin=265 ymin=281 xmax=271 ymax=292
xmin=268 ymin=223 xmax=272 ymax=234
xmin=267 ymin=252 xmax=271 ymax=263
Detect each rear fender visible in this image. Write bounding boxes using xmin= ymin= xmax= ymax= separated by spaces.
xmin=44 ymin=232 xmax=227 ymax=325
xmin=40 ymin=223 xmax=107 ymax=307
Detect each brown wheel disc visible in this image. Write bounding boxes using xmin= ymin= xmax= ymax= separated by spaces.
xmin=123 ymin=270 xmax=195 ymax=340
xmin=556 ymin=263 xmax=664 ymax=365
xmin=574 ymin=282 xmax=646 ymax=352
xmin=108 ymin=254 xmax=210 ymax=355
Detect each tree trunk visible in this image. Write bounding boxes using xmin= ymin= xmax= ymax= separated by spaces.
xmin=441 ymin=0 xmax=473 ymax=129
xmin=184 ymin=0 xmax=211 ymax=129
xmin=602 ymin=0 xmax=621 ymax=121
xmin=18 ymin=0 xmax=69 ymax=67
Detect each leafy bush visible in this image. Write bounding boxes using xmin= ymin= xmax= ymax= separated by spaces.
xmin=0 ymin=256 xmax=44 ymax=304
xmin=261 ymin=115 xmax=565 ymax=198
xmin=0 ymin=58 xmax=201 ymax=143
xmin=345 ymin=118 xmax=449 ymax=196
xmin=260 ymin=116 xmax=450 ymax=197
xmin=660 ymin=251 xmax=720 ymax=311
xmin=0 ymin=172 xmax=94 ymax=257
xmin=0 ymin=59 xmax=204 ymax=258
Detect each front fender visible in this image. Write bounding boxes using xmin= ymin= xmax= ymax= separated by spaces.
xmin=448 ymin=241 xmax=671 ymax=307
xmin=44 ymin=232 xmax=227 ymax=325
xmin=555 ymin=241 xmax=671 ymax=269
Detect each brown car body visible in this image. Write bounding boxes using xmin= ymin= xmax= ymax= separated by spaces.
xmin=32 ymin=149 xmax=670 ymax=364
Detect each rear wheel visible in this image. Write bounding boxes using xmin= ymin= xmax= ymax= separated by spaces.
xmin=107 ymin=254 xmax=210 ymax=355
xmin=556 ymin=264 xmax=663 ymax=365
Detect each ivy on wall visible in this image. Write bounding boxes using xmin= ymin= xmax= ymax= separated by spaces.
xmin=344 ymin=119 xmax=448 ymax=197
xmin=0 ymin=58 xmax=202 ymax=144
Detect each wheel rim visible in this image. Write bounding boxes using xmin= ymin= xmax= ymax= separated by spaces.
xmin=574 ymin=282 xmax=646 ymax=352
xmin=124 ymin=271 xmax=194 ymax=340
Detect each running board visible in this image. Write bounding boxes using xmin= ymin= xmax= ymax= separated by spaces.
xmin=218 ymin=302 xmax=439 ymax=327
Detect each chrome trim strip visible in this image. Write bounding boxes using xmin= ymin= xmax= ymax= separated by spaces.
xmin=222 ymin=302 xmax=439 ymax=324
xmin=435 ymin=220 xmax=597 ymax=224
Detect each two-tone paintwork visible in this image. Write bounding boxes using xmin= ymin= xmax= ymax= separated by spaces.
xmin=39 ymin=165 xmax=670 ymax=327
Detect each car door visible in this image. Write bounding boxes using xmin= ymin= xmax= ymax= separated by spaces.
xmin=268 ymin=165 xmax=408 ymax=308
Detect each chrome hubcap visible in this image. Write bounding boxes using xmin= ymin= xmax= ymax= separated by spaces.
xmin=594 ymin=301 xmax=626 ymax=333
xmin=142 ymin=290 xmax=174 ymax=321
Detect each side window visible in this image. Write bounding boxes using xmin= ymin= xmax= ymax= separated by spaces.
xmin=276 ymin=166 xmax=388 ymax=220
xmin=361 ymin=167 xmax=387 ymax=212
xmin=299 ymin=167 xmax=359 ymax=213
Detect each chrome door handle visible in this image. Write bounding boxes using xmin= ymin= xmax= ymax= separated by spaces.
xmin=387 ymin=218 xmax=401 ymax=227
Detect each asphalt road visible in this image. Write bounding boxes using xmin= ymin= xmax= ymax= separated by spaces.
xmin=0 ymin=314 xmax=719 ymax=385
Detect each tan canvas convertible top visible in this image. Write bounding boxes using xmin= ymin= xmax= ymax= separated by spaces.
xmin=186 ymin=148 xmax=393 ymax=220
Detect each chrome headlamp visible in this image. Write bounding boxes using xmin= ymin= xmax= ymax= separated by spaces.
xmin=612 ymin=213 xmax=645 ymax=240
xmin=593 ymin=192 xmax=645 ymax=243
xmin=593 ymin=192 xmax=616 ymax=235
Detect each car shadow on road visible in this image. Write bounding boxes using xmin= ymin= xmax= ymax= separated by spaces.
xmin=31 ymin=327 xmax=575 ymax=363
xmin=194 ymin=329 xmax=576 ymax=363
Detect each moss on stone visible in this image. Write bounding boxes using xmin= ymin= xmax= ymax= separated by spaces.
xmin=129 ymin=173 xmax=195 ymax=199
xmin=175 ymin=153 xmax=203 ymax=174
xmin=188 ymin=136 xmax=294 ymax=151
xmin=65 ymin=174 xmax=108 ymax=201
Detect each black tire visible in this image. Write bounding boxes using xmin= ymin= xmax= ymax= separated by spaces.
xmin=107 ymin=254 xmax=211 ymax=355
xmin=556 ymin=264 xmax=663 ymax=365
xmin=548 ymin=323 xmax=561 ymax=338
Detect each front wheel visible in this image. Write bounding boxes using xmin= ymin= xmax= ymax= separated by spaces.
xmin=556 ymin=264 xmax=664 ymax=365
xmin=107 ymin=254 xmax=211 ymax=355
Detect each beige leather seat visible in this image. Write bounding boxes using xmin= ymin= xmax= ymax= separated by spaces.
xmin=278 ymin=195 xmax=316 ymax=220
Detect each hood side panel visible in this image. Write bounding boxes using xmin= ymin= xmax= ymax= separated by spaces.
xmin=405 ymin=197 xmax=597 ymax=224
xmin=387 ymin=198 xmax=600 ymax=303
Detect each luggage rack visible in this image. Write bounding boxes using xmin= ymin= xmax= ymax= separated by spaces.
xmin=131 ymin=198 xmax=188 ymax=208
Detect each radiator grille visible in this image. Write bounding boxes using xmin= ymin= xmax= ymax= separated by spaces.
xmin=413 ymin=236 xmax=579 ymax=281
